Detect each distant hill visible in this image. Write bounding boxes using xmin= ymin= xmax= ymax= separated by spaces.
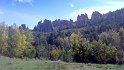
xmin=33 ymin=8 xmax=124 ymax=33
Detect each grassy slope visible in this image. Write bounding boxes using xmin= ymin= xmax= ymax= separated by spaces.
xmin=0 ymin=56 xmax=124 ymax=70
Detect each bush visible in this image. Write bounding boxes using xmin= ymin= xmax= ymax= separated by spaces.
xmin=72 ymin=40 xmax=117 ymax=64
xmin=50 ymin=48 xmax=59 ymax=60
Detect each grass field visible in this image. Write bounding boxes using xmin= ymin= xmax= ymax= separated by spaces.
xmin=0 ymin=56 xmax=124 ymax=70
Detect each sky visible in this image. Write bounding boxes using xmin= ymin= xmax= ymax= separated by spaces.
xmin=0 ymin=0 xmax=124 ymax=29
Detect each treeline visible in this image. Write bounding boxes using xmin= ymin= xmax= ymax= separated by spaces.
xmin=1 ymin=22 xmax=124 ymax=64
xmin=0 ymin=23 xmax=35 ymax=58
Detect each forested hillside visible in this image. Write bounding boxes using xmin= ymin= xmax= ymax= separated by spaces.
xmin=1 ymin=8 xmax=124 ymax=64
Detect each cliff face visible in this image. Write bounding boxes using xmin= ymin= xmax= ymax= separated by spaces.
xmin=91 ymin=11 xmax=103 ymax=25
xmin=76 ymin=13 xmax=89 ymax=28
xmin=33 ymin=8 xmax=124 ymax=33
xmin=34 ymin=19 xmax=53 ymax=32
xmin=52 ymin=19 xmax=73 ymax=30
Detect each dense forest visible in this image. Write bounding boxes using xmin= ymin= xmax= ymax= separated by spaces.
xmin=1 ymin=8 xmax=124 ymax=64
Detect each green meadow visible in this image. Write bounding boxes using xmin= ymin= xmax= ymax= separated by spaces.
xmin=0 ymin=56 xmax=124 ymax=70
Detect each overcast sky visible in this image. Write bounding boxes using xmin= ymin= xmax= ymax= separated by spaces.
xmin=0 ymin=0 xmax=124 ymax=28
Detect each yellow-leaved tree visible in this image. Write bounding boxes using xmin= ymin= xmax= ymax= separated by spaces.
xmin=0 ymin=22 xmax=8 ymax=55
